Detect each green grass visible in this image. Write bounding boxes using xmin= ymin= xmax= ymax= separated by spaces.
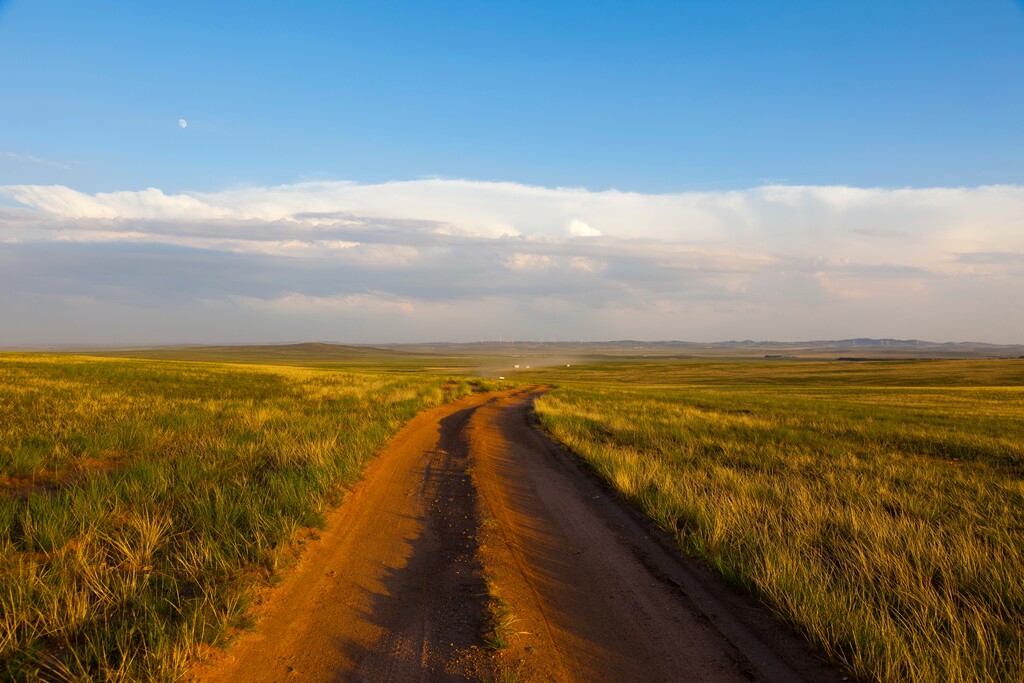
xmin=0 ymin=353 xmax=478 ymax=681
xmin=532 ymin=359 xmax=1024 ymax=683
xmin=482 ymin=589 xmax=517 ymax=651
xmin=70 ymin=341 xmax=512 ymax=376
xmin=6 ymin=350 xmax=1022 ymax=681
xmin=480 ymin=564 xmax=525 ymax=652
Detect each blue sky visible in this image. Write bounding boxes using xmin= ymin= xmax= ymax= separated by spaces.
xmin=3 ymin=1 xmax=1023 ymax=193
xmin=1 ymin=1 xmax=1023 ymax=344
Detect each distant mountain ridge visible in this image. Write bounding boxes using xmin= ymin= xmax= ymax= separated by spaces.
xmin=8 ymin=339 xmax=1023 ymax=361
xmin=377 ymin=338 xmax=1024 ymax=359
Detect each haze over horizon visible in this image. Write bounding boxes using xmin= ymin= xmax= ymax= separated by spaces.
xmin=2 ymin=1 xmax=1023 ymax=346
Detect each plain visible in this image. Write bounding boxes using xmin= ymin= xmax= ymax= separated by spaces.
xmin=3 ymin=350 xmax=1022 ymax=682
xmin=529 ymin=359 xmax=1024 ymax=683
xmin=0 ymin=353 xmax=480 ymax=681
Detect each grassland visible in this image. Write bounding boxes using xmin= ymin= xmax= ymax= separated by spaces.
xmin=0 ymin=353 xmax=478 ymax=681
xmin=66 ymin=342 xmax=505 ymax=376
xmin=530 ymin=359 xmax=1024 ymax=683
xmin=6 ymin=347 xmax=1023 ymax=682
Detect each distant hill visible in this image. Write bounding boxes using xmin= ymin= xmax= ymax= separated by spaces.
xmin=57 ymin=342 xmax=421 ymax=367
xmin=181 ymin=342 xmax=415 ymax=357
xmin=379 ymin=339 xmax=1024 ymax=359
xmin=13 ymin=338 xmax=1024 ymax=365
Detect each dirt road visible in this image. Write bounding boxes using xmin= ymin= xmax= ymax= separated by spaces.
xmin=196 ymin=388 xmax=844 ymax=682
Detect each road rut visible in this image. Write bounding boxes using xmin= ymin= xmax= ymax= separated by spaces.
xmin=196 ymin=387 xmax=844 ymax=682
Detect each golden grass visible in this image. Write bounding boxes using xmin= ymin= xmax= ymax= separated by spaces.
xmin=534 ymin=361 xmax=1024 ymax=682
xmin=0 ymin=353 xmax=476 ymax=681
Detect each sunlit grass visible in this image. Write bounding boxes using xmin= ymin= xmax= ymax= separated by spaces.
xmin=0 ymin=353 xmax=475 ymax=681
xmin=534 ymin=360 xmax=1024 ymax=683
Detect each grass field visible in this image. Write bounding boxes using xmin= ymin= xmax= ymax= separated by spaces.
xmin=5 ymin=349 xmax=1023 ymax=682
xmin=0 ymin=353 xmax=477 ymax=681
xmin=531 ymin=359 xmax=1024 ymax=683
xmin=67 ymin=342 xmax=509 ymax=376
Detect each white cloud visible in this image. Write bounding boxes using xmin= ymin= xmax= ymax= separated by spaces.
xmin=567 ymin=218 xmax=601 ymax=237
xmin=2 ymin=185 xmax=231 ymax=220
xmin=0 ymin=179 xmax=1022 ymax=344
xmin=5 ymin=179 xmax=1022 ymax=257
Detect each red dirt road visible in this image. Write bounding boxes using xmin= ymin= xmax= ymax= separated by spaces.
xmin=196 ymin=388 xmax=844 ymax=682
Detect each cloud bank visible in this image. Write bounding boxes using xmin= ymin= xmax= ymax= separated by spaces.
xmin=1 ymin=179 xmax=1022 ymax=344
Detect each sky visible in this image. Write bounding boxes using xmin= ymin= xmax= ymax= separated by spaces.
xmin=1 ymin=0 xmax=1023 ymax=345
